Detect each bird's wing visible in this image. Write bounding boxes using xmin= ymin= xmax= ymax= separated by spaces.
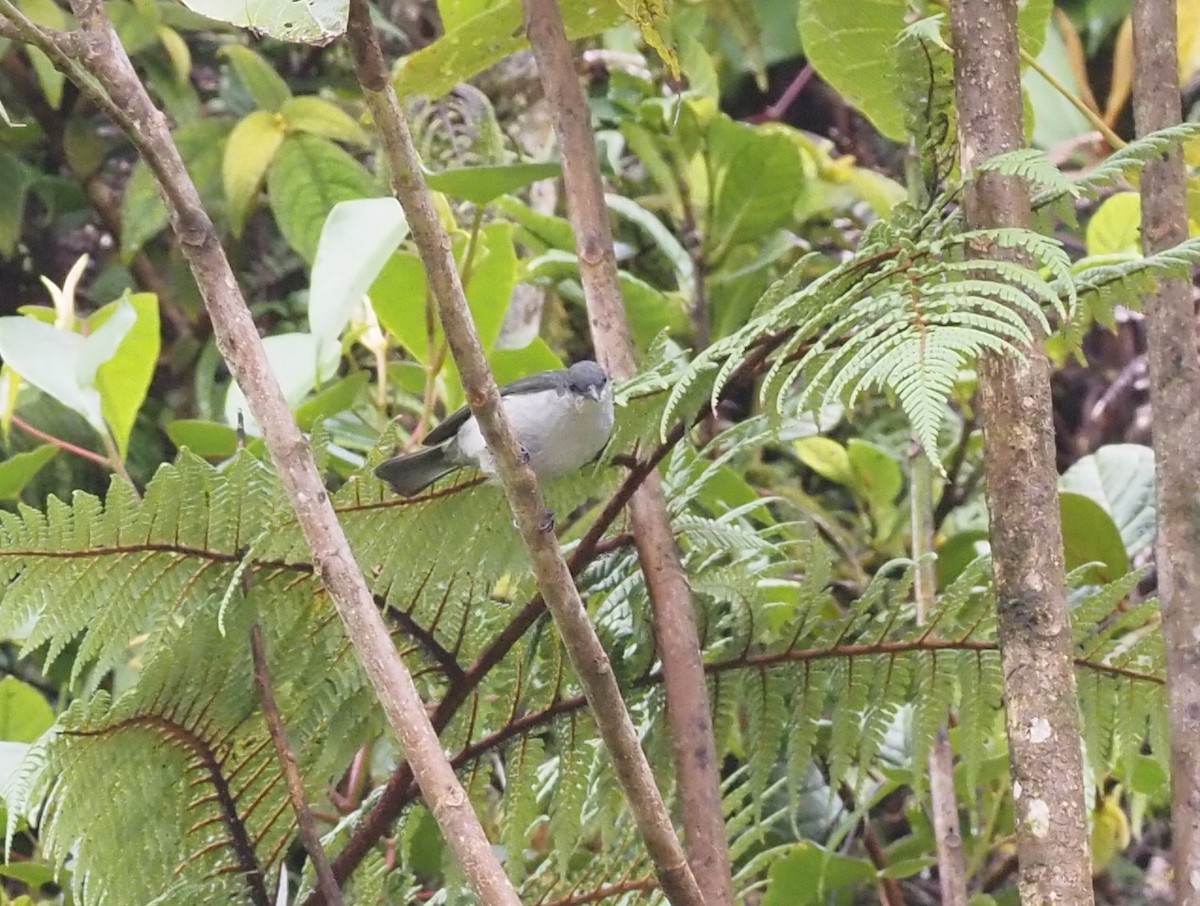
xmin=421 ymin=369 xmax=569 ymax=446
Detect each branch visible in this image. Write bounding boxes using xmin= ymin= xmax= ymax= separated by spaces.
xmin=1130 ymin=0 xmax=1200 ymax=898
xmin=950 ymin=0 xmax=1094 ymax=901
xmin=342 ymin=7 xmax=702 ymax=904
xmin=251 ymin=623 xmax=343 ymax=906
xmin=520 ymin=1 xmax=732 ymax=900
xmin=52 ymin=4 xmax=522 ymax=905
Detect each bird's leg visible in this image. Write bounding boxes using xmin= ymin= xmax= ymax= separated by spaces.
xmin=537 ymin=510 xmax=556 ymax=533
xmin=517 ymin=444 xmax=531 ymax=465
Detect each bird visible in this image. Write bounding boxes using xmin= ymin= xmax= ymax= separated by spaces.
xmin=375 ymin=360 xmax=615 ymax=497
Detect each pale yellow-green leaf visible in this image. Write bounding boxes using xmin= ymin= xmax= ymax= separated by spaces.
xmin=280 ymin=96 xmax=369 ymax=146
xmin=223 ymin=110 xmax=286 ymax=237
xmin=157 ymin=25 xmax=192 ymax=85
xmin=617 ymin=0 xmax=679 ymax=78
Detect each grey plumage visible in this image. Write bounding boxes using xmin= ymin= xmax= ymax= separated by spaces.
xmin=375 ymin=361 xmax=614 ymax=497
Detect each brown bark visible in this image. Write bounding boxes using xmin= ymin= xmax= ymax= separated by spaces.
xmin=343 ymin=3 xmax=704 ymax=904
xmin=26 ymin=4 xmax=525 ymax=904
xmin=1131 ymin=1 xmax=1200 ymax=901
xmin=520 ymin=1 xmax=733 ymax=902
xmin=949 ymin=0 xmax=1095 ymax=902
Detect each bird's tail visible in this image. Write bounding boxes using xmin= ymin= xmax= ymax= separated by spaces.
xmin=374 ymin=446 xmax=457 ymax=497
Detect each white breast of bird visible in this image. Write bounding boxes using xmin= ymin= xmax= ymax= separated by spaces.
xmin=454 ymin=386 xmax=614 ymax=479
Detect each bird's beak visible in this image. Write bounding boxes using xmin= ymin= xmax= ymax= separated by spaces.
xmin=587 ymin=384 xmax=605 ymax=401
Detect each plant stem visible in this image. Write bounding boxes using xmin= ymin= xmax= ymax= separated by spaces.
xmin=10 ymin=413 xmax=109 ymax=468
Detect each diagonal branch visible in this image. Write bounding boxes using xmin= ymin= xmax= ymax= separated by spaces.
xmin=520 ymin=1 xmax=732 ymax=901
xmin=31 ymin=5 xmax=523 ymax=906
xmin=342 ymin=5 xmax=703 ymax=904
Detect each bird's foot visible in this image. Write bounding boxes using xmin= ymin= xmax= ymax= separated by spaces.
xmin=538 ymin=510 xmax=556 ymax=533
xmin=517 ymin=444 xmax=531 ymax=465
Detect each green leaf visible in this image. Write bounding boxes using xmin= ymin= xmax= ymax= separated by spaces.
xmin=280 ymin=95 xmax=369 ymax=146
xmin=294 ymin=371 xmax=369 ymax=429
xmin=0 ymin=445 xmax=58 ymax=500
xmin=93 ymin=293 xmax=161 ymax=458
xmin=164 ymin=419 xmax=239 ymax=458
xmin=219 ymin=45 xmax=292 ymax=111
xmin=121 ymin=119 xmax=230 ymax=261
xmin=0 ymin=677 xmax=54 ymax=743
xmin=424 ymin=162 xmax=562 ymax=205
xmin=175 ymin=0 xmax=345 ymax=43
xmin=224 ymin=110 xmax=287 ymax=237
xmin=0 ymin=149 xmax=29 ymax=258
xmin=394 ymin=0 xmax=622 ymax=99
xmin=794 ymin=436 xmax=854 ymax=487
xmin=1086 ymin=192 xmax=1142 ymax=257
xmin=706 ymin=117 xmax=806 ymax=257
xmin=1060 ymin=491 xmax=1130 ymax=581
xmin=0 ymin=861 xmax=57 ymax=889
xmin=309 ymin=197 xmax=409 ymax=350
xmin=797 ymin=0 xmax=910 ymax=141
xmin=1060 ymin=444 xmax=1156 ymax=559
xmin=21 ymin=0 xmax=68 ymax=108
xmin=935 ymin=530 xmax=989 ymax=587
xmin=762 ymin=843 xmax=876 ymax=906
xmin=847 ymin=439 xmax=902 ymax=537
xmin=0 ymin=301 xmax=136 ymax=435
xmin=370 ymin=252 xmax=430 ymax=361
xmin=488 ymin=338 xmax=564 ymax=385
xmin=464 ymin=221 xmax=517 ymax=352
xmin=108 ymin=0 xmax=160 ymax=54
xmin=267 ymin=134 xmax=377 ymax=263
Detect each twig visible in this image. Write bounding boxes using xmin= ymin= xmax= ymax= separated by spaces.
xmin=41 ymin=3 xmax=523 ymax=905
xmin=521 ymin=0 xmax=731 ymax=900
xmin=10 ymin=413 xmax=109 ymax=467
xmin=250 ymin=622 xmax=344 ymax=906
xmin=343 ymin=3 xmax=702 ymax=904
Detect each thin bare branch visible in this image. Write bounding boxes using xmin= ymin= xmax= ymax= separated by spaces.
xmin=30 ymin=4 xmax=523 ymax=905
xmin=250 ymin=623 xmax=343 ymax=906
xmin=342 ymin=3 xmax=702 ymax=904
xmin=519 ymin=2 xmax=732 ymax=901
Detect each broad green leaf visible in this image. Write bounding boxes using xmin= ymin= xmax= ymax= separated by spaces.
xmin=1025 ymin=14 xmax=1095 ymax=149
xmin=223 ymin=331 xmax=341 ymax=429
xmin=165 ymin=418 xmax=239 ymax=458
xmin=761 ymin=843 xmax=876 ymax=906
xmin=935 ymin=530 xmax=989 ymax=587
xmin=121 ymin=119 xmax=230 ymax=261
xmin=224 ymin=110 xmax=287 ymax=236
xmin=492 ymin=195 xmax=575 ymax=251
xmin=267 ymin=134 xmax=377 ymax=262
xmin=309 ymin=197 xmax=409 ymax=350
xmin=280 ymin=95 xmax=369 ymax=146
xmin=1060 ymin=491 xmax=1130 ymax=581
xmin=219 ymin=45 xmax=292 ymax=111
xmin=1060 ymin=443 xmax=1156 ymax=559
xmin=0 ymin=149 xmax=29 ymax=258
xmin=1086 ymin=192 xmax=1141 ymax=257
xmin=0 ymin=677 xmax=54 ymax=743
xmin=706 ymin=117 xmax=806 ymax=257
xmin=0 ymin=445 xmax=57 ymax=501
xmin=464 ymin=221 xmax=517 ymax=352
xmin=489 ymin=338 xmax=564 ymax=385
xmin=0 ymin=301 xmax=135 ymax=434
xmin=93 ymin=293 xmax=161 ymax=458
xmin=798 ymin=0 xmax=910 ymax=141
xmin=21 ymin=0 xmax=68 ymax=108
xmin=424 ymin=162 xmax=562 ymax=205
xmin=294 ymin=371 xmax=369 ymax=429
xmin=0 ymin=861 xmax=57 ymax=889
xmin=394 ymin=0 xmax=622 ymax=99
xmin=176 ymin=0 xmax=345 ymax=44
xmin=370 ymin=252 xmax=430 ymax=361
xmin=108 ymin=0 xmax=161 ymax=54
xmin=847 ymin=438 xmax=902 ymax=537
xmin=606 ymin=192 xmax=694 ymax=296
xmin=439 ymin=0 xmax=496 ymax=32
xmin=794 ymin=436 xmax=854 ymax=487
xmin=157 ymin=24 xmax=192 ymax=85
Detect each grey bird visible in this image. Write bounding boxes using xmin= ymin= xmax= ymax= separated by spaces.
xmin=375 ymin=360 xmax=615 ymax=497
